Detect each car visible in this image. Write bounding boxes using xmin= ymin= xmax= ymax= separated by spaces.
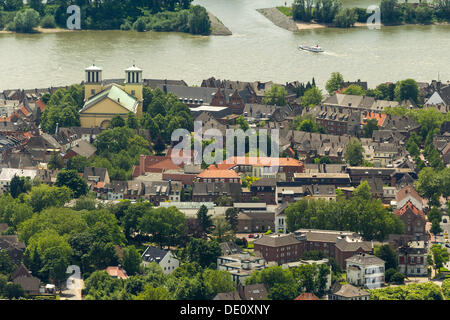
xmin=254 ymin=234 xmax=260 ymax=239
xmin=248 ymin=234 xmax=254 ymax=238
xmin=446 ymin=244 xmax=450 ymax=248
xmin=443 ymin=219 xmax=448 ymax=223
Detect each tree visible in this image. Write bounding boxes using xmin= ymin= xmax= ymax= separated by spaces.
xmin=262 ymin=85 xmax=288 ymax=106
xmin=325 ymin=72 xmax=344 ymax=95
xmin=0 ymin=250 xmax=15 ymax=275
xmin=56 ymin=169 xmax=88 ymax=198
xmin=363 ymin=118 xmax=379 ymax=138
xmin=333 ymin=8 xmax=357 ymax=27
xmin=374 ymin=244 xmax=398 ymax=270
xmin=415 ymin=4 xmax=434 ymax=23
xmin=110 ymin=115 xmax=126 ymax=128
xmin=126 ymin=112 xmax=139 ymax=129
xmin=139 ymin=207 xmax=186 ymax=248
xmin=9 ymin=175 xmax=31 ymax=198
xmin=390 ymin=272 xmax=405 ymax=284
xmin=344 ymin=137 xmax=364 ymax=166
xmin=197 ymin=205 xmax=212 ymax=234
xmin=342 ymin=84 xmax=365 ymax=95
xmin=12 ymin=8 xmax=40 ymax=33
xmin=48 ymin=152 xmax=63 ymax=170
xmin=415 ymin=167 xmax=441 ymax=203
xmin=122 ymin=246 xmax=142 ymax=276
xmin=202 ymin=269 xmax=234 ymax=299
xmin=236 ymin=116 xmax=250 ymax=131
xmin=225 ymin=208 xmax=239 ymax=232
xmin=182 ymin=238 xmax=222 ymax=268
xmin=27 ymin=185 xmax=73 ymax=212
xmin=135 ymin=285 xmax=173 ymax=300
xmin=29 ymin=0 xmax=44 ymax=15
xmin=300 ymin=87 xmax=323 ymax=107
xmin=188 ymin=5 xmax=211 ymax=35
xmin=67 ymin=155 xmax=90 ymax=173
xmin=394 ymin=79 xmax=420 ymax=103
xmin=380 ymin=0 xmax=401 ymax=23
xmin=212 ymin=217 xmax=233 ymax=242
xmin=431 ymin=244 xmax=449 ymax=270
xmin=431 ymin=219 xmax=443 ymax=237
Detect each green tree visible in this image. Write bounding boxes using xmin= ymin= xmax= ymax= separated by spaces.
xmin=300 ymin=87 xmax=323 ymax=107
xmin=27 ymin=185 xmax=73 ymax=212
xmin=48 ymin=152 xmax=63 ymax=170
xmin=225 ymin=208 xmax=239 ymax=232
xmin=374 ymin=244 xmax=398 ymax=270
xmin=0 ymin=250 xmax=15 ymax=275
xmin=126 ymin=112 xmax=139 ymax=129
xmin=203 ymin=269 xmax=234 ymax=299
xmin=56 ymin=169 xmax=89 ymax=198
xmin=182 ymin=238 xmax=222 ymax=268
xmin=342 ymin=84 xmax=365 ymax=95
xmin=394 ymin=79 xmax=420 ymax=103
xmin=188 ymin=5 xmax=211 ymax=35
xmin=67 ymin=155 xmax=90 ymax=173
xmin=12 ymin=8 xmax=39 ymax=33
xmin=344 ymin=137 xmax=364 ymax=166
xmin=262 ymin=85 xmax=288 ymax=106
xmin=197 ymin=205 xmax=212 ymax=234
xmin=325 ymin=72 xmax=344 ymax=95
xmin=122 ymin=246 xmax=142 ymax=276
xmin=9 ymin=175 xmax=31 ymax=198
xmin=363 ymin=118 xmax=379 ymax=138
xmin=110 ymin=115 xmax=126 ymax=128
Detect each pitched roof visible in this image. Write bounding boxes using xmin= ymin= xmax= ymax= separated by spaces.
xmin=215 ymin=291 xmax=242 ymax=300
xmin=142 ymin=246 xmax=170 ymax=263
xmin=394 ymin=200 xmax=425 ymax=219
xmin=81 ymin=84 xmax=138 ymax=114
xmin=105 ymin=266 xmax=128 ymax=279
xmin=294 ymin=293 xmax=320 ymax=300
xmin=396 ymin=185 xmax=423 ymax=203
xmin=197 ymin=168 xmax=240 ymax=179
xmin=253 ymin=234 xmax=300 ymax=247
xmin=346 ymin=253 xmax=385 ymax=266
xmin=240 ymin=283 xmax=269 ymax=300
xmin=331 ymin=283 xmax=370 ymax=298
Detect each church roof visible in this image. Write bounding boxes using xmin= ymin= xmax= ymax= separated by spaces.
xmin=81 ymin=84 xmax=138 ymax=114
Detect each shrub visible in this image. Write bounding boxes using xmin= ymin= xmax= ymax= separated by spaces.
xmin=133 ymin=17 xmax=147 ymax=32
xmin=120 ymin=20 xmax=132 ymax=30
xmin=13 ymin=9 xmax=40 ymax=33
xmin=40 ymin=15 xmax=56 ymax=28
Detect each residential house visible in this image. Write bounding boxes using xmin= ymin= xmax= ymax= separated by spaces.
xmin=142 ymin=246 xmax=180 ymax=274
xmin=214 ymin=283 xmax=269 ymax=301
xmin=346 ymin=253 xmax=385 ymax=289
xmin=398 ymin=241 xmax=428 ymax=277
xmin=12 ymin=264 xmax=41 ymax=295
xmin=105 ymin=266 xmax=129 ymax=279
xmin=237 ymin=211 xmax=275 ymax=233
xmin=328 ymin=283 xmax=370 ymax=300
xmin=192 ymin=182 xmax=241 ymax=203
xmin=217 ymin=252 xmax=267 ymax=284
xmin=253 ymin=233 xmax=303 ymax=265
xmin=307 ymin=105 xmax=361 ymax=136
xmin=0 ymin=235 xmax=26 ymax=264
xmin=394 ymin=201 xmax=427 ymax=241
xmin=83 ymin=167 xmax=110 ymax=195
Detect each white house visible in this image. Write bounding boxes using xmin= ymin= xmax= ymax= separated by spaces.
xmin=0 ymin=168 xmax=37 ymax=193
xmin=141 ymin=246 xmax=180 ymax=274
xmin=346 ymin=253 xmax=385 ymax=289
xmin=217 ymin=252 xmax=268 ymax=284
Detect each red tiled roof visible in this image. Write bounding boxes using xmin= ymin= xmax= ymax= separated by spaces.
xmin=20 ymin=105 xmax=31 ymax=117
xmin=396 ymin=185 xmax=423 ymax=203
xmin=362 ymin=111 xmax=386 ymax=126
xmin=395 ymin=200 xmax=425 ymax=219
xmin=148 ymin=158 xmax=181 ymax=172
xmin=197 ymin=168 xmax=239 ymax=179
xmin=35 ymin=99 xmax=46 ymax=112
xmin=105 ymin=266 xmax=128 ymax=279
xmin=294 ymin=293 xmax=320 ymax=300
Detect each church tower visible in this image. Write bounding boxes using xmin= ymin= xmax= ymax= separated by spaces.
xmin=84 ymin=64 xmax=103 ymax=102
xmin=124 ymin=64 xmax=143 ymax=117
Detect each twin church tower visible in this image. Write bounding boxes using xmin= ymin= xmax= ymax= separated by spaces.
xmin=80 ymin=64 xmax=144 ymax=128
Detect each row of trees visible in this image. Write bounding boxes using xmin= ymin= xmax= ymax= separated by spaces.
xmin=285 ymin=181 xmax=405 ymax=241
xmin=325 ymin=72 xmax=421 ymax=103
xmin=291 ymin=0 xmax=450 ymax=29
xmin=370 ymin=281 xmax=444 ymax=300
xmin=84 ymin=261 xmax=233 ymax=300
xmin=1 ymin=0 xmax=211 ymax=35
xmin=245 ymin=264 xmax=330 ymax=300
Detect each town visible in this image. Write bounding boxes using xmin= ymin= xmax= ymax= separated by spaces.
xmin=0 ymin=64 xmax=449 ymax=301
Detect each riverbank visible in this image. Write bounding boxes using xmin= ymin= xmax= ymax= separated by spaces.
xmin=256 ymin=8 xmax=298 ymax=32
xmin=208 ymin=11 xmax=232 ymax=35
xmin=258 ymin=7 xmax=450 ymax=31
xmin=0 ymin=12 xmax=231 ymax=36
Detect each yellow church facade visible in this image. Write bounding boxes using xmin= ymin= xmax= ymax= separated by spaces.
xmin=80 ymin=64 xmax=143 ymax=128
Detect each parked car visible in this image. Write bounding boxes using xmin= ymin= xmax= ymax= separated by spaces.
xmin=445 ymin=244 xmax=450 ymax=248
xmin=248 ymin=234 xmax=254 ymax=238
xmin=443 ymin=219 xmax=448 ymax=223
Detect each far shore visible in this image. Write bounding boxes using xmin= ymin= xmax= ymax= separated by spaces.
xmin=0 ymin=27 xmax=77 ymax=34
xmin=258 ymin=7 xmax=450 ymax=32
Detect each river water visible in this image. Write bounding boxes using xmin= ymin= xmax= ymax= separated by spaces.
xmin=0 ymin=0 xmax=449 ymax=91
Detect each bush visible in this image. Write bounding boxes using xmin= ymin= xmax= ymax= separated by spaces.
xmin=120 ymin=21 xmax=132 ymax=31
xmin=333 ymin=8 xmax=358 ymax=28
xmin=385 ymin=268 xmax=397 ymax=283
xmin=133 ymin=17 xmax=147 ymax=32
xmin=391 ymin=272 xmax=405 ymax=285
xmin=40 ymin=15 xmax=56 ymax=29
xmin=13 ymin=9 xmax=40 ymax=33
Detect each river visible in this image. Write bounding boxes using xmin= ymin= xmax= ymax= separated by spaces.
xmin=0 ymin=0 xmax=449 ymax=91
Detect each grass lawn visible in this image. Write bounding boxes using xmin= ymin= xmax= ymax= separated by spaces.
xmin=276 ymin=6 xmax=292 ymax=17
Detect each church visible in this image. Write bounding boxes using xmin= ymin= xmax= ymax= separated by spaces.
xmin=79 ymin=64 xmax=144 ymax=128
